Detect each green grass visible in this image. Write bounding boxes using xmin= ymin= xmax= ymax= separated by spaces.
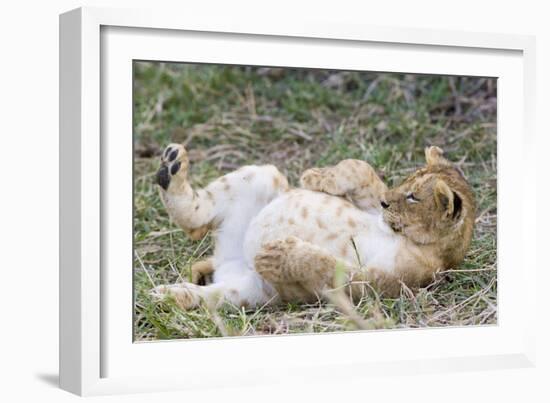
xmin=133 ymin=62 xmax=497 ymax=341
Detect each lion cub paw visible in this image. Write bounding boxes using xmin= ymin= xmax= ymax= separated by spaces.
xmin=299 ymin=168 xmax=324 ymax=190
xmin=150 ymin=283 xmax=201 ymax=310
xmin=156 ymin=143 xmax=190 ymax=191
xmin=300 ymin=168 xmax=338 ymax=195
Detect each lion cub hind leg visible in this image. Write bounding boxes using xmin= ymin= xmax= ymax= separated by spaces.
xmin=156 ymin=143 xmax=216 ymax=240
xmin=190 ymin=258 xmax=215 ymax=285
xmin=152 ymin=261 xmax=276 ymax=310
xmin=151 ymin=282 xmax=203 ymax=310
xmin=254 ymin=237 xmax=341 ymax=301
xmin=157 ymin=143 xmax=290 ymax=244
xmin=157 ymin=143 xmax=190 ymax=192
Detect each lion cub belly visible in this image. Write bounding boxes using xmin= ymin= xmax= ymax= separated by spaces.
xmin=243 ymin=189 xmax=400 ymax=271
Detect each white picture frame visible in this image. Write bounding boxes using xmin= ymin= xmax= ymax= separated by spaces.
xmin=59 ymin=6 xmax=537 ymax=396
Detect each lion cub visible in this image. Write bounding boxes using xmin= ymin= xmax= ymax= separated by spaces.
xmin=152 ymin=145 xmax=475 ymax=309
xmin=295 ymin=147 xmax=476 ymax=296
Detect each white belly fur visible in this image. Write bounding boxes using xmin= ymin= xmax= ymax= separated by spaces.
xmin=243 ymin=189 xmax=401 ymax=272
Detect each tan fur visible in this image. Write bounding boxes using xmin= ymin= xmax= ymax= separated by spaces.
xmin=190 ymin=258 xmax=215 ymax=285
xmin=259 ymin=146 xmax=476 ymax=299
xmin=154 ymin=283 xmax=203 ymax=309
xmin=381 ymin=147 xmax=476 ymax=272
xmin=255 ymin=237 xmax=336 ymax=303
xmin=300 ymin=159 xmax=388 ymax=211
xmin=154 ymin=143 xmax=475 ymax=308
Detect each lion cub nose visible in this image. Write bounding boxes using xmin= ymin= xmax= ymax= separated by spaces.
xmin=380 ymin=200 xmax=390 ymax=209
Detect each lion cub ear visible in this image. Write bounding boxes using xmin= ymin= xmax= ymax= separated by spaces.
xmin=425 ymin=146 xmax=450 ymax=166
xmin=433 ymin=179 xmax=454 ymax=216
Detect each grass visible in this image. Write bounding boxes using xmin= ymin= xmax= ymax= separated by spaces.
xmin=133 ymin=62 xmax=497 ymax=341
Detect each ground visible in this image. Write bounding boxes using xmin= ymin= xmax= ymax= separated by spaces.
xmin=133 ymin=63 xmax=497 ymax=340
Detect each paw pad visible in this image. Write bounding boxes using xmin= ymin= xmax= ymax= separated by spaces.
xmin=157 ymin=166 xmax=170 ymax=190
xmin=156 ymin=144 xmax=188 ymax=190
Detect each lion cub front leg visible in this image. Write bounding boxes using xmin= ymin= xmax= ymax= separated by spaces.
xmin=300 ymin=159 xmax=387 ymax=211
xmin=255 ymin=237 xmax=403 ymax=301
xmin=255 ymin=237 xmax=349 ymax=301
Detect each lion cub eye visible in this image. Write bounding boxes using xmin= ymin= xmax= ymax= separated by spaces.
xmin=406 ymin=192 xmax=420 ymax=203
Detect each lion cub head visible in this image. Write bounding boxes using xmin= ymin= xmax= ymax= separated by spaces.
xmin=381 ymin=146 xmax=476 ymax=268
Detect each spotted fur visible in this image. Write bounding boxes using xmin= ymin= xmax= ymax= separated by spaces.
xmin=152 ymin=144 xmax=475 ymax=308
